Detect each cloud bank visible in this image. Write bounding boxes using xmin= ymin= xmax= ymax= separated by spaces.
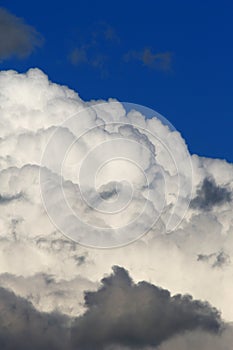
xmin=0 ymin=68 xmax=233 ymax=348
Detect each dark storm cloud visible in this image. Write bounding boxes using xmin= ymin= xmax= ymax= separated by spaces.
xmin=71 ymin=266 xmax=222 ymax=349
xmin=0 ymin=267 xmax=226 ymax=350
xmin=190 ymin=177 xmax=232 ymax=211
xmin=0 ymin=287 xmax=71 ymax=350
xmin=0 ymin=8 xmax=43 ymax=60
xmin=124 ymin=48 xmax=172 ymax=71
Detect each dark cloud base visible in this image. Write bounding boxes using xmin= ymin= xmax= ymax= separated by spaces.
xmin=0 ymin=286 xmax=70 ymax=350
xmin=0 ymin=266 xmax=225 ymax=350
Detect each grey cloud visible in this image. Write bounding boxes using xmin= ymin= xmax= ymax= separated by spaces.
xmin=190 ymin=177 xmax=232 ymax=211
xmin=197 ymin=250 xmax=231 ymax=268
xmin=212 ymin=251 xmax=231 ymax=268
xmin=124 ymin=48 xmax=172 ymax=71
xmin=69 ymin=24 xmax=170 ymax=75
xmin=91 ymin=53 xmax=108 ymax=70
xmin=68 ymin=22 xmax=115 ymax=73
xmin=106 ymin=326 xmax=233 ymax=350
xmin=68 ymin=47 xmax=108 ymax=77
xmin=0 ymin=267 xmax=229 ymax=350
xmin=36 ymin=232 xmax=79 ymax=252
xmin=99 ymin=182 xmax=119 ymax=200
xmin=0 ymin=7 xmax=43 ymax=60
xmin=0 ymin=286 xmax=71 ymax=350
xmin=0 ymin=192 xmax=23 ymax=204
xmin=158 ymin=326 xmax=233 ymax=350
xmin=74 ymin=254 xmax=87 ymax=266
xmin=69 ymin=47 xmax=88 ymax=65
xmin=103 ymin=25 xmax=120 ymax=43
xmin=91 ymin=22 xmax=120 ymax=44
xmin=0 ymin=271 xmax=95 ymax=317
xmin=71 ymin=266 xmax=223 ymax=349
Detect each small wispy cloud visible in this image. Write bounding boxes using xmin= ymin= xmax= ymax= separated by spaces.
xmin=91 ymin=21 xmax=120 ymax=44
xmin=0 ymin=7 xmax=43 ymax=61
xmin=68 ymin=23 xmax=115 ymax=77
xmin=69 ymin=47 xmax=88 ymax=66
xmin=68 ymin=23 xmax=172 ymax=76
xmin=190 ymin=177 xmax=232 ymax=211
xmin=68 ymin=47 xmax=108 ymax=77
xmin=124 ymin=48 xmax=172 ymax=71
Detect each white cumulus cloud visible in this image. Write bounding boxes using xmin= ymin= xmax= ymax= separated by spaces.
xmin=0 ymin=68 xmax=233 ymax=349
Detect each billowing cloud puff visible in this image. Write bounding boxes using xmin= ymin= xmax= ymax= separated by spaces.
xmin=0 ymin=68 xmax=233 ymax=348
xmin=0 ymin=68 xmax=193 ymax=247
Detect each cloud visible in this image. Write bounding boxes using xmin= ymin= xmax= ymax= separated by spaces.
xmin=197 ymin=250 xmax=231 ymax=268
xmin=190 ymin=177 xmax=232 ymax=211
xmin=0 ymin=286 xmax=71 ymax=350
xmin=91 ymin=22 xmax=120 ymax=44
xmin=0 ymin=68 xmax=233 ymax=331
xmin=0 ymin=268 xmax=231 ymax=350
xmin=124 ymin=48 xmax=172 ymax=71
xmin=68 ymin=22 xmax=116 ymax=75
xmin=68 ymin=24 xmax=171 ymax=76
xmin=71 ymin=266 xmax=223 ymax=349
xmin=103 ymin=25 xmax=120 ymax=43
xmin=0 ymin=192 xmax=23 ymax=204
xmin=157 ymin=326 xmax=233 ymax=350
xmin=0 ymin=7 xmax=43 ymax=60
xmin=68 ymin=46 xmax=108 ymax=77
xmin=0 ymin=272 xmax=95 ymax=317
xmin=69 ymin=48 xmax=88 ymax=65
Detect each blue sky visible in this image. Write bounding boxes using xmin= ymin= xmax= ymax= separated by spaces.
xmin=1 ymin=0 xmax=233 ymax=161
